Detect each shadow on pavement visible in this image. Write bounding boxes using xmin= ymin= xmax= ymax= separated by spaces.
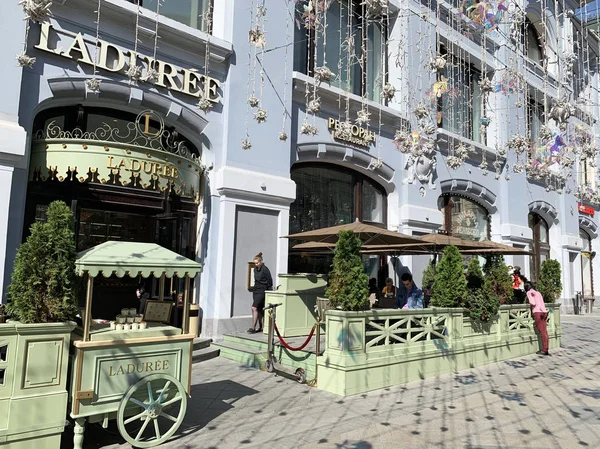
xmin=60 ymin=380 xmax=258 ymax=449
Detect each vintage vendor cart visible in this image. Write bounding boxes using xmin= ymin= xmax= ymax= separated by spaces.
xmin=69 ymin=241 xmax=200 ymax=449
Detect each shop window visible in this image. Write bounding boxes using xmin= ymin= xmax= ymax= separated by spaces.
xmin=438 ymin=47 xmax=483 ymax=144
xmin=289 ymin=164 xmax=387 ymax=273
xmin=580 ymin=229 xmax=594 ymax=299
xmin=439 ymin=195 xmax=490 ymax=241
xmin=77 ymin=209 xmax=155 ymax=252
xmin=528 ymin=213 xmax=550 ymax=282
xmin=293 ymin=0 xmax=386 ymax=102
xmin=127 ymin=0 xmax=213 ymax=33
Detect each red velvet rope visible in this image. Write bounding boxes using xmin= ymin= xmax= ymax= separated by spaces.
xmin=274 ymin=323 xmax=316 ymax=351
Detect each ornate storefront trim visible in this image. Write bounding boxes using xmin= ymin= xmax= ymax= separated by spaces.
xmin=30 ymin=110 xmax=203 ymax=202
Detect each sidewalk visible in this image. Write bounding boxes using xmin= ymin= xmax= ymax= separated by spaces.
xmin=76 ymin=315 xmax=600 ymax=449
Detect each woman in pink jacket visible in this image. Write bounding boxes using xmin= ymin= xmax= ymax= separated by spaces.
xmin=525 ymin=282 xmax=550 ymax=356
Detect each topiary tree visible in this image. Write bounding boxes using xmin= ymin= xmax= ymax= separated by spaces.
xmin=6 ymin=201 xmax=79 ymax=323
xmin=422 ymin=259 xmax=436 ymax=290
xmin=483 ymin=255 xmax=513 ymax=304
xmin=466 ymin=257 xmax=484 ymax=290
xmin=430 ymin=245 xmax=467 ymax=307
xmin=326 ymin=230 xmax=369 ymax=311
xmin=537 ymin=259 xmax=562 ymax=303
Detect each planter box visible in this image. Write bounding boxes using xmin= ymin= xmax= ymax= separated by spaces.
xmin=0 ymin=322 xmax=75 ymax=449
xmin=263 ymin=274 xmax=326 ymax=337
xmin=318 ymin=305 xmax=561 ymax=396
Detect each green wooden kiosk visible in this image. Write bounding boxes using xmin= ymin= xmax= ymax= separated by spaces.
xmin=70 ymin=242 xmax=201 ymax=449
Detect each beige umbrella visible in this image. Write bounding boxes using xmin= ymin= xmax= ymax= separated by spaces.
xmin=284 ymin=220 xmax=426 ymax=246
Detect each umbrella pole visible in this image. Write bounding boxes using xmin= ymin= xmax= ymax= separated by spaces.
xmin=183 ymin=275 xmax=191 ymax=334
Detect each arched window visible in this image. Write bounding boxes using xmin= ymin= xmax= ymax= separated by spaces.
xmin=439 ymin=195 xmax=490 ymax=241
xmin=525 ymin=18 xmax=544 ymax=65
xmin=288 ymin=164 xmax=387 ymax=273
xmin=290 ymin=164 xmax=386 ymax=234
xmin=580 ymin=229 xmax=594 ymax=299
xmin=529 ymin=213 xmax=550 ymax=281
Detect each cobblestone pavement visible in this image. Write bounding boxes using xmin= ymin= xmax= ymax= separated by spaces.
xmin=71 ymin=314 xmax=600 ymax=449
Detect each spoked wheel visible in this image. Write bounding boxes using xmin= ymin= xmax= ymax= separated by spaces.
xmin=117 ymin=374 xmax=188 ymax=448
xmin=295 ymin=368 xmax=306 ymax=384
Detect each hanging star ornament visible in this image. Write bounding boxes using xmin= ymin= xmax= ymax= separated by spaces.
xmin=19 ymin=0 xmax=53 ymax=22
xmin=16 ymin=51 xmax=36 ymax=68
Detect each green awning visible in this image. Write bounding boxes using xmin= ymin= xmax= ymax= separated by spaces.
xmin=75 ymin=241 xmax=202 ymax=278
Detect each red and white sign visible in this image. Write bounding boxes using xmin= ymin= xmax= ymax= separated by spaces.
xmin=578 ymin=203 xmax=595 ymax=217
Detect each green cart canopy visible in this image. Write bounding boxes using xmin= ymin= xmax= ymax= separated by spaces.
xmin=75 ymin=241 xmax=202 ymax=279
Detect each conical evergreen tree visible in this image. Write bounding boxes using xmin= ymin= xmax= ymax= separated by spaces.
xmin=326 ymin=230 xmax=369 ymax=311
xmin=538 ymin=259 xmax=562 ymax=303
xmin=7 ymin=201 xmax=78 ymax=323
xmin=430 ymin=245 xmax=467 ymax=307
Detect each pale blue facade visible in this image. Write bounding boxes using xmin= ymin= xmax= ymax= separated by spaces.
xmin=0 ymin=0 xmax=599 ymax=337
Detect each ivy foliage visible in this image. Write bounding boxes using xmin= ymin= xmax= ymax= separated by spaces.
xmin=430 ymin=245 xmax=467 ymax=307
xmin=7 ymin=201 xmax=79 ymax=323
xmin=326 ymin=230 xmax=369 ymax=311
xmin=537 ymin=259 xmax=562 ymax=303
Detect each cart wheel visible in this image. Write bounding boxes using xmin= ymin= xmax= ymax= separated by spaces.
xmin=117 ymin=373 xmax=187 ymax=448
xmin=295 ymin=368 xmax=306 ymax=384
xmin=265 ymin=359 xmax=274 ymax=373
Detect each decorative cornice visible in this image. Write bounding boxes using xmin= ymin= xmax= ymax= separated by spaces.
xmin=440 ymin=179 xmax=497 ymax=211
xmin=528 ymin=200 xmax=558 ymax=223
xmin=579 ymin=215 xmax=598 ymax=238
xmin=292 ymin=72 xmax=409 ymax=135
xmin=296 ymin=142 xmax=395 ymax=190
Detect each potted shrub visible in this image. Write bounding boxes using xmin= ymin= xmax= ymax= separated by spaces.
xmin=325 ymin=230 xmax=369 ymax=311
xmin=1 ymin=201 xmax=78 ymax=449
xmin=537 ymin=259 xmax=562 ymax=303
xmin=430 ymin=245 xmax=467 ymax=307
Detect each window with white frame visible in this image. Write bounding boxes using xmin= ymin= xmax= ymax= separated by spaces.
xmin=127 ymin=0 xmax=213 ymax=33
xmin=438 ymin=47 xmax=484 ymax=144
xmin=578 ymin=157 xmax=597 ymax=188
xmin=524 ymin=18 xmax=544 ymax=66
xmin=526 ymin=97 xmax=544 ymax=143
xmin=293 ymin=0 xmax=386 ymax=102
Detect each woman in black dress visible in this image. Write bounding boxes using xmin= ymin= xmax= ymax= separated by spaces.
xmin=248 ymin=252 xmax=273 ymax=333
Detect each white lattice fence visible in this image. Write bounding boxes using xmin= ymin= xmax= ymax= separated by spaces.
xmin=365 ymin=314 xmax=447 ymax=349
xmin=508 ymin=308 xmax=533 ymax=331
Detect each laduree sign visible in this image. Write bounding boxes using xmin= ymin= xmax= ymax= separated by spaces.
xmin=35 ymin=22 xmax=220 ymax=103
xmin=327 ymin=118 xmax=376 ymax=148
xmin=29 ymin=141 xmax=202 ymax=202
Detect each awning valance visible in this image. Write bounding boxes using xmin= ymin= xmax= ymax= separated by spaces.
xmin=75 ymin=241 xmax=202 ymax=278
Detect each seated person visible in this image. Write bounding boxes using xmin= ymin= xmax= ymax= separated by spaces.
xmin=382 ymin=278 xmax=396 ymax=298
xmin=396 ymin=272 xmax=424 ymax=309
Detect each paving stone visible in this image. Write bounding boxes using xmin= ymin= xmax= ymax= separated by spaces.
xmin=66 ymin=315 xmax=600 ymax=449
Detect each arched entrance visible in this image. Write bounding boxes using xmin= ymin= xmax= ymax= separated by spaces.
xmin=288 ymin=163 xmax=387 ymax=278
xmin=25 ymin=105 xmax=204 ymax=319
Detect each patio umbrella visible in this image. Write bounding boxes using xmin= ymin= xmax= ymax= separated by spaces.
xmin=284 ymin=220 xmax=426 ymax=246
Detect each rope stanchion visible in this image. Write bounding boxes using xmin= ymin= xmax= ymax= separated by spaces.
xmin=274 ymin=323 xmax=316 ymax=351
